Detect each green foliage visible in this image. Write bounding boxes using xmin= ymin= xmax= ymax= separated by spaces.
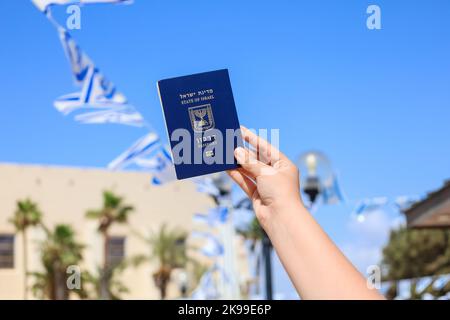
xmin=10 ymin=198 xmax=44 ymax=299
xmin=86 ymin=190 xmax=134 ymax=233
xmin=86 ymin=190 xmax=134 ymax=299
xmin=30 ymin=224 xmax=87 ymax=300
xmin=147 ymin=224 xmax=188 ymax=299
xmin=237 ymin=217 xmax=264 ymax=251
xmin=83 ymin=265 xmax=129 ymax=300
xmin=382 ymin=226 xmax=450 ymax=279
xmin=149 ymin=224 xmax=188 ymax=268
xmin=10 ymin=199 xmax=42 ymax=231
xmin=381 ymin=226 xmax=450 ymax=299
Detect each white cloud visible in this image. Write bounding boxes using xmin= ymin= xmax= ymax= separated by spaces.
xmin=347 ymin=209 xmax=404 ymax=244
xmin=340 ymin=209 xmax=405 ymax=273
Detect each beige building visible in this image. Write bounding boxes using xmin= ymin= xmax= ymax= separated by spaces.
xmin=0 ymin=162 xmax=218 ymax=299
xmin=404 ymin=180 xmax=450 ymax=228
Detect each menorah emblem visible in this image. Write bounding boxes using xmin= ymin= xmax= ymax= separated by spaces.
xmin=188 ymin=104 xmax=215 ymax=132
xmin=194 ymin=108 xmax=208 ymax=127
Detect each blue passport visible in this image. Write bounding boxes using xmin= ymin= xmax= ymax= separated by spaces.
xmin=157 ymin=69 xmax=243 ymax=180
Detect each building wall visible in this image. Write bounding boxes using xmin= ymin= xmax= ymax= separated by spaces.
xmin=0 ymin=163 xmax=214 ymax=299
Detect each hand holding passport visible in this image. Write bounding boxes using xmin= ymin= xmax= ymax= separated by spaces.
xmin=158 ymin=69 xmax=243 ymax=179
xmin=157 ymin=69 xmax=384 ymax=300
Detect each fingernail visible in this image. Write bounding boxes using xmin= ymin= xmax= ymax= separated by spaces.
xmin=235 ymin=147 xmax=245 ymax=161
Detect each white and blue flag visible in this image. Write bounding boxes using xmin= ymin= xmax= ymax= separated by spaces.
xmin=321 ymin=175 xmax=345 ymax=205
xmin=74 ymin=105 xmax=144 ymax=127
xmin=57 ymin=27 xmax=92 ymax=86
xmin=108 ymin=132 xmax=161 ymax=170
xmin=149 ymin=146 xmax=176 ymax=185
xmin=352 ymin=197 xmax=388 ymax=220
xmin=55 ymin=28 xmax=128 ymax=115
xmin=393 ymin=195 xmax=420 ymax=211
xmin=32 ymin=0 xmax=133 ymax=13
xmin=193 ymin=176 xmax=221 ymax=197
xmin=190 ymin=264 xmax=230 ymax=300
xmin=53 ymin=28 xmax=145 ymax=126
xmin=191 ymin=232 xmax=224 ymax=257
xmin=193 ymin=207 xmax=229 ymax=227
xmin=108 ymin=134 xmax=176 ymax=184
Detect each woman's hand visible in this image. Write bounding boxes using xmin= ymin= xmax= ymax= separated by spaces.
xmin=228 ymin=125 xmax=384 ymax=300
xmin=228 ymin=126 xmax=304 ymax=230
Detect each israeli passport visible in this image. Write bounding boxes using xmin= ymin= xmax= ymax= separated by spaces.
xmin=157 ymin=69 xmax=243 ymax=180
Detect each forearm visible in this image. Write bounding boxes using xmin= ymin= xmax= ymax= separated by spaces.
xmin=264 ymin=201 xmax=384 ymax=300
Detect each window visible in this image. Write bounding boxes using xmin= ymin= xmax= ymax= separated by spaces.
xmin=0 ymin=235 xmax=14 ymax=269
xmin=106 ymin=236 xmax=125 ymax=268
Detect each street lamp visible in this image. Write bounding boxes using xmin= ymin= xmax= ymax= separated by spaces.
xmin=297 ymin=151 xmax=334 ymax=205
xmin=235 ymin=197 xmax=273 ymax=300
xmin=176 ymin=269 xmax=188 ymax=298
xmin=261 ymin=230 xmax=273 ymax=300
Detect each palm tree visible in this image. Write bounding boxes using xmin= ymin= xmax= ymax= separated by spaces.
xmin=30 ymin=224 xmax=86 ymax=300
xmin=10 ymin=199 xmax=43 ymax=299
xmin=148 ymin=224 xmax=188 ymax=299
xmin=86 ymin=190 xmax=134 ymax=299
xmin=83 ymin=262 xmax=134 ymax=300
xmin=237 ymin=216 xmax=264 ymax=295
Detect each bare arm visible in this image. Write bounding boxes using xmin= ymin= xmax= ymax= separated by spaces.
xmin=228 ymin=126 xmax=384 ymax=300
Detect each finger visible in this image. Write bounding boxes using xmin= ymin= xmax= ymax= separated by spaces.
xmin=227 ymin=169 xmax=256 ymax=198
xmin=240 ymin=125 xmax=286 ymax=165
xmin=236 ymin=167 xmax=256 ymax=183
xmin=234 ymin=146 xmax=271 ymax=179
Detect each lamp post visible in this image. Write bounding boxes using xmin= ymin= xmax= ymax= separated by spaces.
xmin=302 ymin=153 xmax=321 ymax=204
xmin=297 ymin=151 xmax=338 ymax=206
xmin=235 ymin=196 xmax=273 ymax=300
xmin=177 ymin=269 xmax=188 ymax=298
xmin=262 ymin=230 xmax=273 ymax=300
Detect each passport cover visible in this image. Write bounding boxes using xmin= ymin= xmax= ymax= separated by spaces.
xmin=157 ymin=69 xmax=243 ymax=180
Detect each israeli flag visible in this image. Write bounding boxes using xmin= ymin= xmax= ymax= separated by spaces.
xmin=79 ymin=67 xmax=127 ymax=107
xmin=133 ymin=157 xmax=160 ymax=169
xmin=193 ymin=207 xmax=229 ymax=227
xmin=74 ymin=105 xmax=144 ymax=127
xmin=190 ymin=269 xmax=216 ymax=300
xmin=54 ymin=65 xmax=128 ymax=114
xmin=191 ymin=264 xmax=221 ymax=300
xmin=54 ymin=91 xmax=85 ymax=115
xmin=191 ymin=232 xmax=224 ymax=257
xmin=353 ymin=197 xmax=388 ymax=217
xmin=108 ymin=133 xmax=161 ymax=170
xmin=394 ymin=195 xmax=420 ymax=211
xmin=193 ymin=177 xmax=221 ymax=197
xmin=321 ymin=175 xmax=345 ymax=205
xmin=55 ymin=28 xmax=132 ymax=119
xmin=149 ymin=146 xmax=176 ymax=185
xmin=57 ymin=27 xmax=92 ymax=86
xmin=32 ymin=0 xmax=133 ymax=12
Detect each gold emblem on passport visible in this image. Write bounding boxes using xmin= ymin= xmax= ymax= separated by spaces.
xmin=188 ymin=104 xmax=215 ymax=132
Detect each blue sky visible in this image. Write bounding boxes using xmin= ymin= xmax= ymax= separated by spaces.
xmin=1 ymin=1 xmax=450 ymax=297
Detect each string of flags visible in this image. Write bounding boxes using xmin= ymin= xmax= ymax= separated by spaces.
xmin=32 ymin=0 xmax=133 ymax=14
xmin=191 ymin=231 xmax=225 ymax=257
xmin=31 ymin=0 xmax=176 ymax=184
xmin=351 ymin=195 xmax=421 ymax=222
xmin=106 ymin=132 xmax=176 ymax=184
xmin=190 ymin=263 xmax=230 ymax=300
xmin=50 ymin=14 xmax=144 ymax=126
xmin=30 ymin=1 xmax=431 ymax=300
xmin=193 ymin=207 xmax=229 ymax=228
